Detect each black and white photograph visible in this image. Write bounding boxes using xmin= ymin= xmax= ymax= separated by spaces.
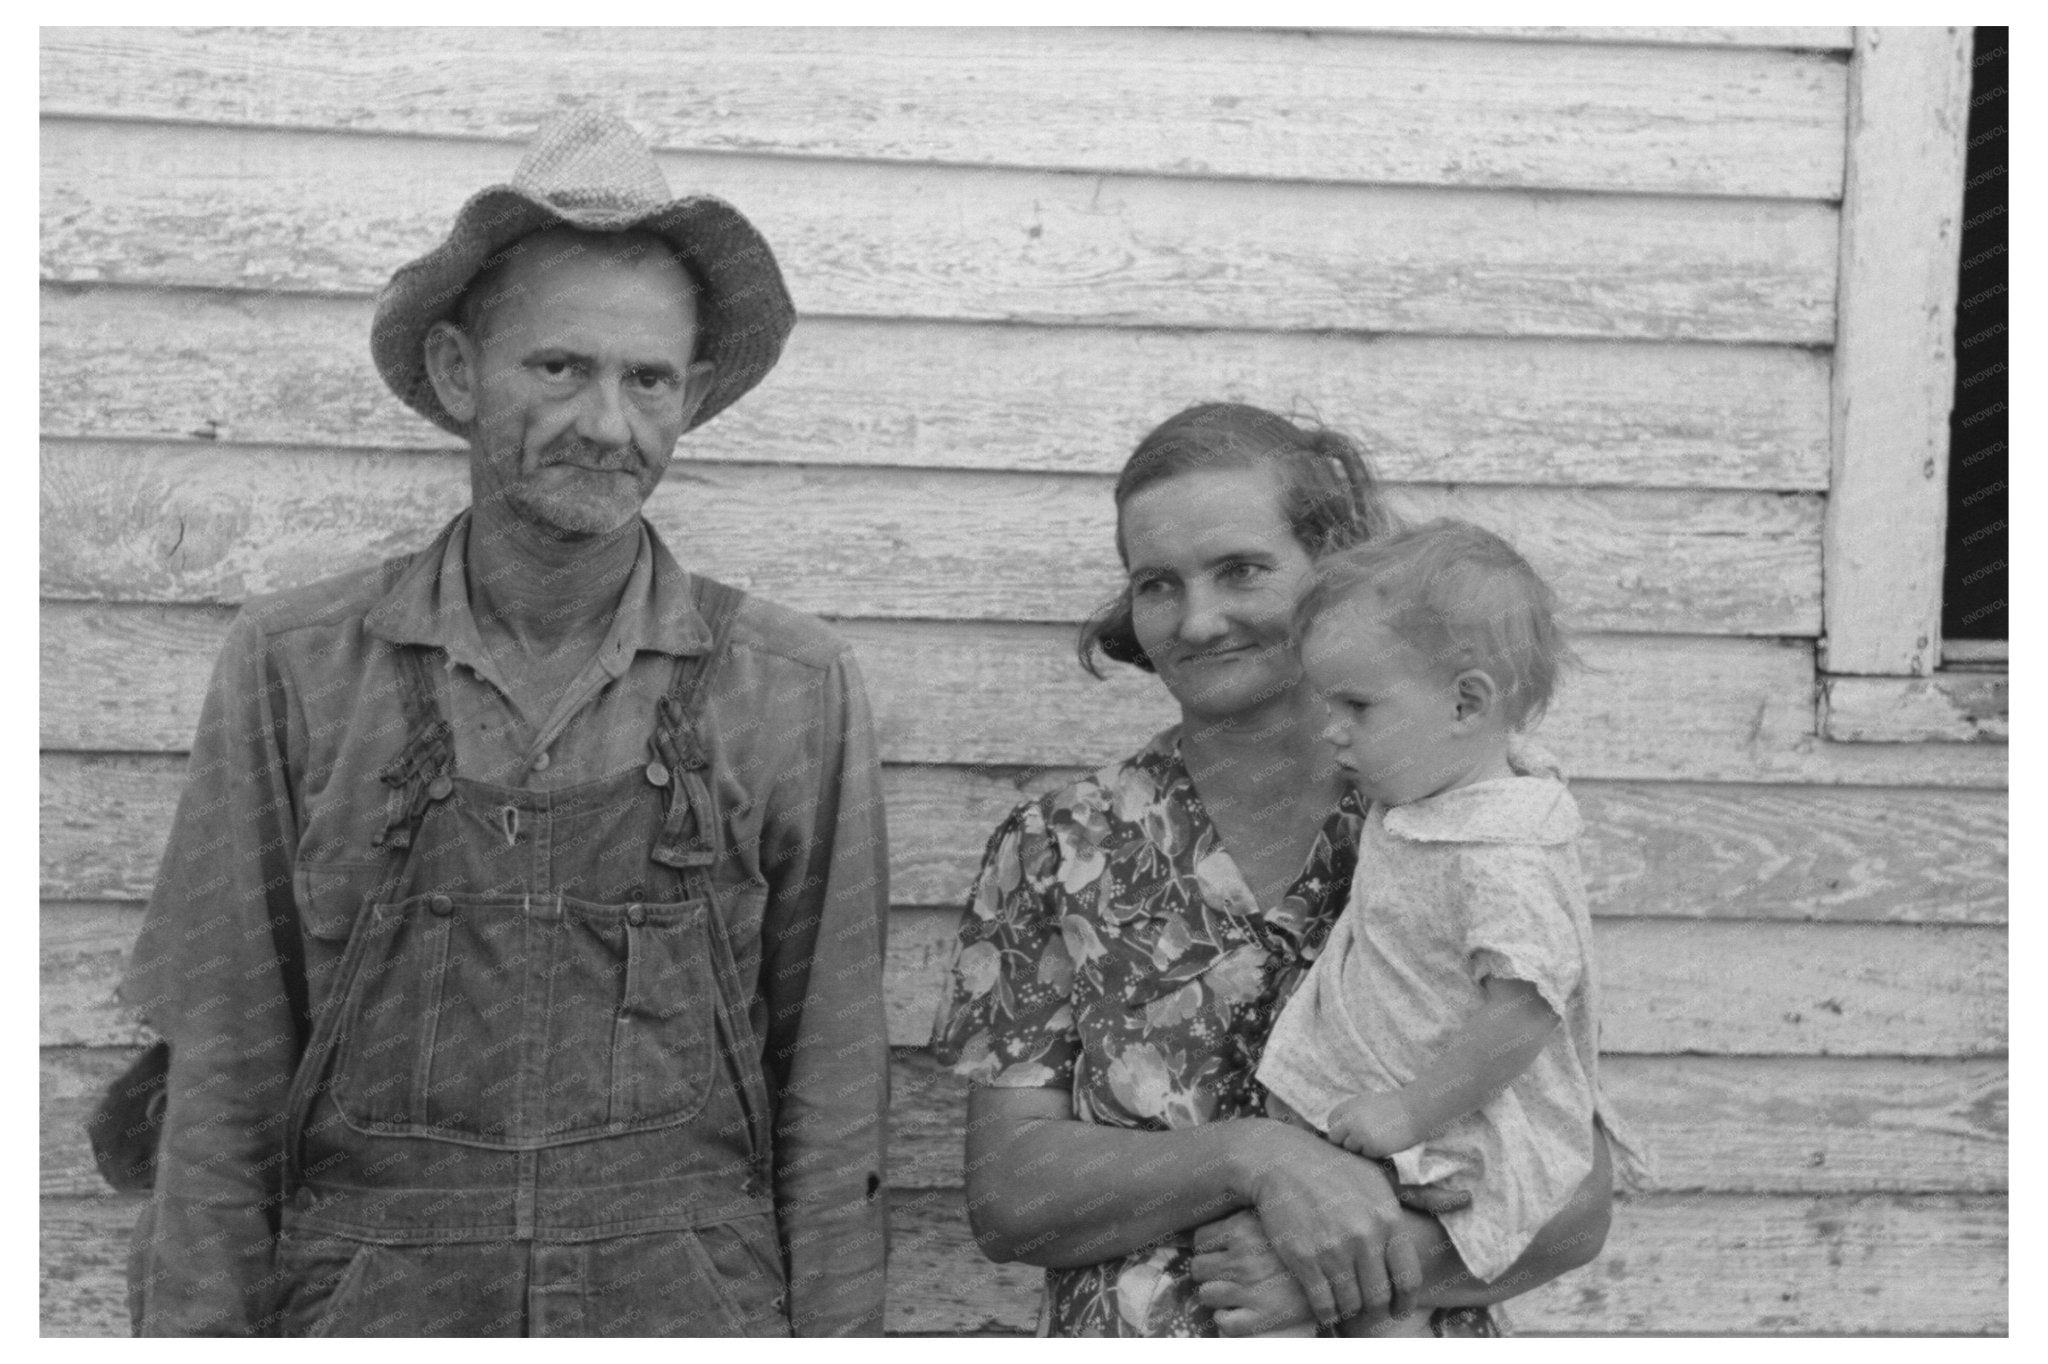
xmin=38 ymin=24 xmax=2008 ymax=1337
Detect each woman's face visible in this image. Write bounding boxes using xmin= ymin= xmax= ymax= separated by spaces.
xmin=1121 ymin=466 xmax=1318 ymax=725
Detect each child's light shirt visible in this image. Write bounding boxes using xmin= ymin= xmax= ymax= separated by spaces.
xmin=1255 ymin=770 xmax=1644 ymax=1282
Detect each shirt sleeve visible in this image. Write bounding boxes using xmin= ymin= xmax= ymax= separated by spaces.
xmin=928 ymin=800 xmax=1081 ymax=1090
xmin=120 ymin=609 xmax=305 ymax=1335
xmin=1458 ymin=844 xmax=1586 ymax=1023
xmin=755 ymin=649 xmax=890 ymax=1337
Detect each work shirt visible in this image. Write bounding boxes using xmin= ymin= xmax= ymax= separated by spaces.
xmin=121 ymin=511 xmax=890 ymax=1335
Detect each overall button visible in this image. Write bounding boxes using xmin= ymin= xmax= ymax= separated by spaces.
xmin=426 ymin=775 xmax=454 ymax=801
xmin=645 ymin=761 xmax=671 ymax=788
xmin=625 ymin=904 xmax=646 ymax=927
xmin=530 ymin=750 xmax=551 ymax=772
xmin=429 ymin=894 xmax=454 ymax=917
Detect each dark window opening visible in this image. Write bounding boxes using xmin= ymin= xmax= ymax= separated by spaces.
xmin=1943 ymin=25 xmax=2006 ymax=641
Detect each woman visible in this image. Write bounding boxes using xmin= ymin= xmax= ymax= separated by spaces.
xmin=929 ymin=404 xmax=1612 ymax=1336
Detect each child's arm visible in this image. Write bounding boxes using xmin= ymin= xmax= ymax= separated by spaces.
xmin=1325 ymin=977 xmax=1559 ymax=1157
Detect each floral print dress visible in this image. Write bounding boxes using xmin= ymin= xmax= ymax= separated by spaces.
xmin=930 ymin=727 xmax=1497 ymax=1337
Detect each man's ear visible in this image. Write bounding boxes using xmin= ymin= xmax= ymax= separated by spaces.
xmin=677 ymin=360 xmax=718 ymax=426
xmin=423 ymin=320 xmax=480 ymax=426
xmin=1453 ymin=668 xmax=1499 ymax=724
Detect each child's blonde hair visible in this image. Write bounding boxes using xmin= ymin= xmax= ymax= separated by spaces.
xmin=1296 ymin=518 xmax=1576 ymax=729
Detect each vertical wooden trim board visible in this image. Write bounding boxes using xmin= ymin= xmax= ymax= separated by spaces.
xmin=1821 ymin=27 xmax=1972 ymax=676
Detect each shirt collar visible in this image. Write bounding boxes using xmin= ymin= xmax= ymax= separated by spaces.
xmin=1380 ymin=774 xmax=1581 ymax=846
xmin=364 ymin=512 xmax=713 ymax=683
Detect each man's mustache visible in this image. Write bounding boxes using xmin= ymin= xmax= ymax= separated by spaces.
xmin=540 ymin=439 xmax=644 ymax=471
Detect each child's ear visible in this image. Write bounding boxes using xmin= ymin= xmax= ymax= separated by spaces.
xmin=1452 ymin=669 xmax=1498 ymax=724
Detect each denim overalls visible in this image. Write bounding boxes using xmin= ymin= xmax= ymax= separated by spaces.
xmin=266 ymin=577 xmax=791 ymax=1336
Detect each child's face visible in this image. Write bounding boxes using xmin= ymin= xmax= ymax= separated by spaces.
xmin=1303 ymin=599 xmax=1487 ymax=806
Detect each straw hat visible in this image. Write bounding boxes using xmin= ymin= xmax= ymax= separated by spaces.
xmin=371 ymin=109 xmax=794 ymax=435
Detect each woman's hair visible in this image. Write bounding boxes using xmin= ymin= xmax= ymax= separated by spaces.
xmin=1078 ymin=403 xmax=1394 ymax=677
xmin=1294 ymin=518 xmax=1577 ymax=729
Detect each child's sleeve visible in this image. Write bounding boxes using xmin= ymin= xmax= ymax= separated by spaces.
xmin=1457 ymin=844 xmax=1585 ymax=1024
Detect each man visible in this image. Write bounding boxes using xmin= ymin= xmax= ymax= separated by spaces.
xmin=120 ymin=110 xmax=890 ymax=1336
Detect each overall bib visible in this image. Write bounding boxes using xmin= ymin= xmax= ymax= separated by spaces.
xmin=270 ymin=578 xmax=790 ymax=1336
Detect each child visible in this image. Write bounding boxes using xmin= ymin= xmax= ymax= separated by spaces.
xmin=1253 ymin=518 xmax=1647 ymax=1335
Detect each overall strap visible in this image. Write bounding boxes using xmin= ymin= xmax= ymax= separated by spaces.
xmin=648 ymin=575 xmax=746 ymax=875
xmin=373 ymin=646 xmax=456 ymax=853
xmin=641 ymin=576 xmax=777 ymax=1181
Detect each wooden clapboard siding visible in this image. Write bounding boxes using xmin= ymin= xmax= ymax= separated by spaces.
xmin=39 ymin=899 xmax=2007 ymax=1059
xmin=41 ymin=440 xmax=1823 ymax=633
xmin=37 ymin=27 xmax=1848 ymax=199
xmin=40 ymin=26 xmax=2005 ymax=1340
xmin=38 ymin=602 xmax=2011 ymax=789
xmin=41 ymin=119 xmax=1841 ymax=344
xmin=1381 ymin=27 xmax=1855 ymax=51
xmin=34 ymin=1190 xmax=2007 ymax=1337
xmin=37 ymin=1046 xmax=2010 ymax=1202
xmin=44 ymin=753 xmax=2009 ymax=925
xmin=41 ymin=284 xmax=1837 ymax=490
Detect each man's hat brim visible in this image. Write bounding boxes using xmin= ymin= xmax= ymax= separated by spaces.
xmin=371 ymin=184 xmax=795 ymax=436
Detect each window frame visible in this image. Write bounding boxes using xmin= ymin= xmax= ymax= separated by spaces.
xmin=1815 ymin=27 xmax=2003 ymax=743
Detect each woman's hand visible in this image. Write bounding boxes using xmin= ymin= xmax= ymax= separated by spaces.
xmin=1190 ymin=1210 xmax=1314 ymax=1336
xmin=1190 ymin=1183 xmax=1476 ymax=1335
xmin=1233 ymin=1120 xmax=1418 ymax=1326
xmin=1190 ymin=1210 xmax=1315 ymax=1336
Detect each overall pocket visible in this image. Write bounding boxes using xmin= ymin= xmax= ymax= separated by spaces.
xmin=324 ymin=893 xmax=720 ymax=1147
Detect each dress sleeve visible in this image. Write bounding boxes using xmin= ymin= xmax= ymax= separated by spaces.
xmin=928 ymin=800 xmax=1080 ymax=1089
xmin=1458 ymin=844 xmax=1586 ymax=1024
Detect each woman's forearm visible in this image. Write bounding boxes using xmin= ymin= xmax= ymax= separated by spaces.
xmin=964 ymin=1087 xmax=1270 ymax=1268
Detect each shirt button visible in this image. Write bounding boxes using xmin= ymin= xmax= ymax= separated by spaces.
xmin=426 ymin=775 xmax=454 ymax=801
xmin=645 ymin=761 xmax=671 ymax=788
xmin=625 ymin=904 xmax=646 ymax=927
xmin=531 ymin=750 xmax=551 ymax=772
xmin=429 ymin=895 xmax=454 ymax=917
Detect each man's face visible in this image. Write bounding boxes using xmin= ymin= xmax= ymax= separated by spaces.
xmin=452 ymin=230 xmax=714 ymax=538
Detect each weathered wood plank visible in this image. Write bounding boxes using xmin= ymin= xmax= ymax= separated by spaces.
xmin=1820 ymin=28 xmax=1974 ymax=676
xmin=46 ymin=752 xmax=2008 ymax=925
xmin=39 ymin=440 xmax=1824 ymax=634
xmin=36 ymin=1190 xmax=2007 ymax=1336
xmin=888 ymin=907 xmax=2004 ymax=1059
xmin=43 ymin=900 xmax=2006 ymax=1058
xmin=38 ymin=602 xmax=2011 ymax=788
xmin=35 ymin=27 xmax=1848 ymax=199
xmin=882 ymin=1050 xmax=2008 ymax=1199
xmin=1821 ymin=673 xmax=2009 ymax=744
xmin=39 ymin=284 xmax=1837 ymax=490
xmin=38 ymin=1044 xmax=2011 ymax=1202
xmin=845 ymin=624 xmax=2008 ymax=789
xmin=1505 ymin=1193 xmax=2007 ymax=1334
xmin=1379 ymin=27 xmax=1855 ymax=51
xmin=40 ymin=118 xmax=1840 ymax=343
xmin=41 ymin=1197 xmax=141 ymax=1338
xmin=890 ymin=769 xmax=2010 ymax=924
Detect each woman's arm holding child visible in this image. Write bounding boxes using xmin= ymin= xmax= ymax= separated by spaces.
xmin=1325 ymin=977 xmax=1558 ymax=1157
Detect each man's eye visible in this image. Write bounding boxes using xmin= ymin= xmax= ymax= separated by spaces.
xmin=1132 ymin=576 xmax=1173 ymax=597
xmin=629 ymin=370 xmax=678 ymax=394
xmin=1219 ymin=561 xmax=1267 ymax=585
xmin=535 ymin=359 xmax=581 ymax=381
